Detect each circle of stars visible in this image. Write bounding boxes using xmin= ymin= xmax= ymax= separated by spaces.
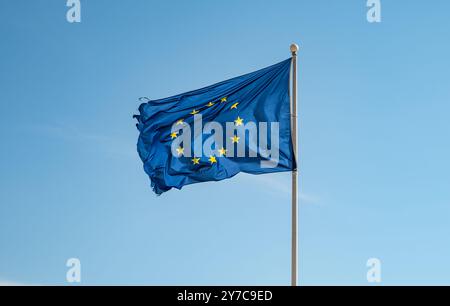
xmin=170 ymin=96 xmax=245 ymax=166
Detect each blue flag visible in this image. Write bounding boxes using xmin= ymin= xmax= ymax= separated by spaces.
xmin=134 ymin=58 xmax=296 ymax=195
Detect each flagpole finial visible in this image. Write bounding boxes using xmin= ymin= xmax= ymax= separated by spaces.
xmin=290 ymin=43 xmax=299 ymax=55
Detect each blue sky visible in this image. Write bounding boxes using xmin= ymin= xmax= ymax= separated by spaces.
xmin=1 ymin=0 xmax=450 ymax=285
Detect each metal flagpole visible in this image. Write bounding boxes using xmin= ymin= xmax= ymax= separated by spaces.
xmin=290 ymin=43 xmax=299 ymax=286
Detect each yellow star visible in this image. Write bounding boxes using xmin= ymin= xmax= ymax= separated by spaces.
xmin=221 ymin=97 xmax=227 ymax=103
xmin=176 ymin=147 xmax=184 ymax=156
xmin=206 ymin=102 xmax=215 ymax=107
xmin=190 ymin=109 xmax=199 ymax=115
xmin=170 ymin=132 xmax=178 ymax=139
xmin=234 ymin=116 xmax=244 ymax=126
xmin=209 ymin=155 xmax=217 ymax=164
xmin=218 ymin=147 xmax=227 ymax=157
xmin=192 ymin=157 xmax=200 ymax=165
xmin=230 ymin=102 xmax=239 ymax=110
xmin=176 ymin=119 xmax=184 ymax=125
xmin=231 ymin=135 xmax=240 ymax=144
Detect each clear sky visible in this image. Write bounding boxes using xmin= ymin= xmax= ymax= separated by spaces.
xmin=1 ymin=0 xmax=450 ymax=286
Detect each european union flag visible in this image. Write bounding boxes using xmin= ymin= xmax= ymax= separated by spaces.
xmin=134 ymin=58 xmax=296 ymax=195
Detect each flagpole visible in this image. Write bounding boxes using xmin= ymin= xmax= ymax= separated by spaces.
xmin=290 ymin=43 xmax=299 ymax=287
